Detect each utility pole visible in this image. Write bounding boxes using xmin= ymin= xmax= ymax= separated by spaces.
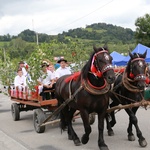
xmin=3 ymin=48 xmax=6 ymax=63
xmin=36 ymin=32 xmax=39 ymax=45
xmin=32 ymin=19 xmax=39 ymax=45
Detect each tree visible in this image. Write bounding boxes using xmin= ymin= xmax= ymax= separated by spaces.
xmin=135 ymin=13 xmax=150 ymax=47
xmin=18 ymin=29 xmax=36 ymax=42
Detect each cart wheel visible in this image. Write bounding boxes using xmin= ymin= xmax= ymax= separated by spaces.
xmin=89 ymin=113 xmax=95 ymax=125
xmin=11 ymin=103 xmax=20 ymax=121
xmin=33 ymin=109 xmax=46 ymax=133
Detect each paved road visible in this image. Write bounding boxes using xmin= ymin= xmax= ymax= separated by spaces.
xmin=1 ymin=91 xmax=150 ymax=150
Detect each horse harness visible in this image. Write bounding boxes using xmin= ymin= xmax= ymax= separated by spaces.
xmin=110 ymin=71 xmax=145 ymax=104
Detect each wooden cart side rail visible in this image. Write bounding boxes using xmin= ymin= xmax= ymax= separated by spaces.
xmin=11 ymin=97 xmax=58 ymax=107
xmin=11 ymin=98 xmax=41 ymax=107
xmin=9 ymin=89 xmax=55 ymax=101
xmin=40 ymin=99 xmax=58 ymax=106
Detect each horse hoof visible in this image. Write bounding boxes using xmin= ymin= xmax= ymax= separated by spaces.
xmin=128 ymin=135 xmax=135 ymax=141
xmin=81 ymin=134 xmax=89 ymax=144
xmin=139 ymin=139 xmax=147 ymax=147
xmin=74 ymin=139 xmax=81 ymax=146
xmin=108 ymin=130 xmax=114 ymax=136
xmin=100 ymin=146 xmax=109 ymax=150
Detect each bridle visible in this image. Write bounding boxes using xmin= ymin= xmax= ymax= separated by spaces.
xmin=90 ymin=50 xmax=114 ymax=78
xmin=122 ymin=57 xmax=148 ymax=93
xmin=129 ymin=57 xmax=147 ymax=82
xmin=83 ymin=49 xmax=114 ymax=95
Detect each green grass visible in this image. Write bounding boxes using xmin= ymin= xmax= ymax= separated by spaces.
xmin=85 ymin=27 xmax=106 ymax=33
xmin=0 ymin=42 xmax=9 ymax=47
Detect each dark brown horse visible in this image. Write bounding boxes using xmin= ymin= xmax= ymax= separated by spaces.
xmin=55 ymin=46 xmax=115 ymax=150
xmin=106 ymin=51 xmax=148 ymax=147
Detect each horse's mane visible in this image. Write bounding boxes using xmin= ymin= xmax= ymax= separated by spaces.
xmin=81 ymin=51 xmax=95 ymax=80
xmin=126 ymin=59 xmax=131 ymax=73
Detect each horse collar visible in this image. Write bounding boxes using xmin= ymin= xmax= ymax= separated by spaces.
xmin=122 ymin=72 xmax=144 ymax=93
xmin=81 ymin=79 xmax=111 ymax=95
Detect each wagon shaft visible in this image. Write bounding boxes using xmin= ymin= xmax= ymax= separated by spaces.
xmin=40 ymin=119 xmax=60 ymax=127
xmin=107 ymin=100 xmax=150 ymax=113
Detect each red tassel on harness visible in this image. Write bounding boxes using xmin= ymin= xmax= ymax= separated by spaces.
xmin=145 ymin=77 xmax=150 ymax=84
xmin=91 ymin=64 xmax=102 ymax=77
xmin=129 ymin=73 xmax=134 ymax=78
xmin=91 ymin=64 xmax=97 ymax=73
xmin=90 ymin=55 xmax=102 ymax=78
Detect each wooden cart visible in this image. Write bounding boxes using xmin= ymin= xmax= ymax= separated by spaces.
xmin=9 ymin=88 xmax=95 ymax=133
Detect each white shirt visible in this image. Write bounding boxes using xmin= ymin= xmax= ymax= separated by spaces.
xmin=22 ymin=67 xmax=28 ymax=77
xmin=55 ymin=67 xmax=71 ymax=78
xmin=38 ymin=70 xmax=55 ymax=85
xmin=14 ymin=75 xmax=27 ymax=87
xmin=50 ymin=71 xmax=56 ymax=80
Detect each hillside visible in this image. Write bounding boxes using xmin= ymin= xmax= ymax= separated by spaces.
xmin=60 ymin=23 xmax=135 ymax=44
xmin=0 ymin=22 xmax=135 ymax=44
xmin=0 ymin=22 xmax=136 ymax=61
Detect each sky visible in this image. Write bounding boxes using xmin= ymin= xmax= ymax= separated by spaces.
xmin=0 ymin=0 xmax=150 ymax=36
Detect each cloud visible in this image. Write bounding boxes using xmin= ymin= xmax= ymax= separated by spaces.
xmin=0 ymin=0 xmax=150 ymax=35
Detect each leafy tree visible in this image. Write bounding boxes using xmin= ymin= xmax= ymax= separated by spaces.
xmin=135 ymin=13 xmax=150 ymax=47
xmin=7 ymin=37 xmax=36 ymax=59
xmin=0 ymin=49 xmax=16 ymax=86
xmin=0 ymin=34 xmax=11 ymax=41
xmin=18 ymin=29 xmax=36 ymax=42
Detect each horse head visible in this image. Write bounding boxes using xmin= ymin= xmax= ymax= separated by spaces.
xmin=127 ymin=50 xmax=147 ymax=90
xmin=91 ymin=46 xmax=115 ymax=84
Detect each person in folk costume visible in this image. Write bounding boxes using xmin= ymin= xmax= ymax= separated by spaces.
xmin=55 ymin=58 xmax=71 ymax=81
xmin=14 ymin=69 xmax=27 ymax=93
xmin=18 ymin=61 xmax=27 ymax=77
xmin=47 ymin=63 xmax=56 ymax=80
xmin=37 ymin=61 xmax=55 ymax=100
xmin=19 ymin=61 xmax=32 ymax=83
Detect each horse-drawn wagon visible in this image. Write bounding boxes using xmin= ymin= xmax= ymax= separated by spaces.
xmin=8 ymin=45 xmax=150 ymax=150
xmin=9 ymin=87 xmax=58 ymax=133
xmin=8 ymin=86 xmax=96 ymax=133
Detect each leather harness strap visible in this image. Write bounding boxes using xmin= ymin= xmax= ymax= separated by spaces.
xmin=81 ymin=79 xmax=111 ymax=95
xmin=122 ymin=72 xmax=144 ymax=93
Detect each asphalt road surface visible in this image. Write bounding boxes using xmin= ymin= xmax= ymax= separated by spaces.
xmin=1 ymin=91 xmax=150 ymax=150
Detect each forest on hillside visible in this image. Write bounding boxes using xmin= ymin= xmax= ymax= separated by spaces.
xmin=0 ymin=22 xmax=135 ymax=44
xmin=61 ymin=23 xmax=134 ymax=44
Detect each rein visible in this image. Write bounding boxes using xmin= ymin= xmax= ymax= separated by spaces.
xmin=109 ymin=71 xmax=145 ymax=104
xmin=110 ymin=90 xmax=139 ymax=103
xmin=40 ymin=83 xmax=83 ymax=125
xmin=110 ymin=73 xmax=143 ymax=103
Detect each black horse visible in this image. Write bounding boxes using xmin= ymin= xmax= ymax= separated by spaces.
xmin=106 ymin=51 xmax=148 ymax=147
xmin=55 ymin=46 xmax=115 ymax=150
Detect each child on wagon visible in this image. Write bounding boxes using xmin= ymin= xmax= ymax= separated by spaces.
xmin=37 ymin=61 xmax=55 ymax=100
xmin=14 ymin=69 xmax=27 ymax=92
